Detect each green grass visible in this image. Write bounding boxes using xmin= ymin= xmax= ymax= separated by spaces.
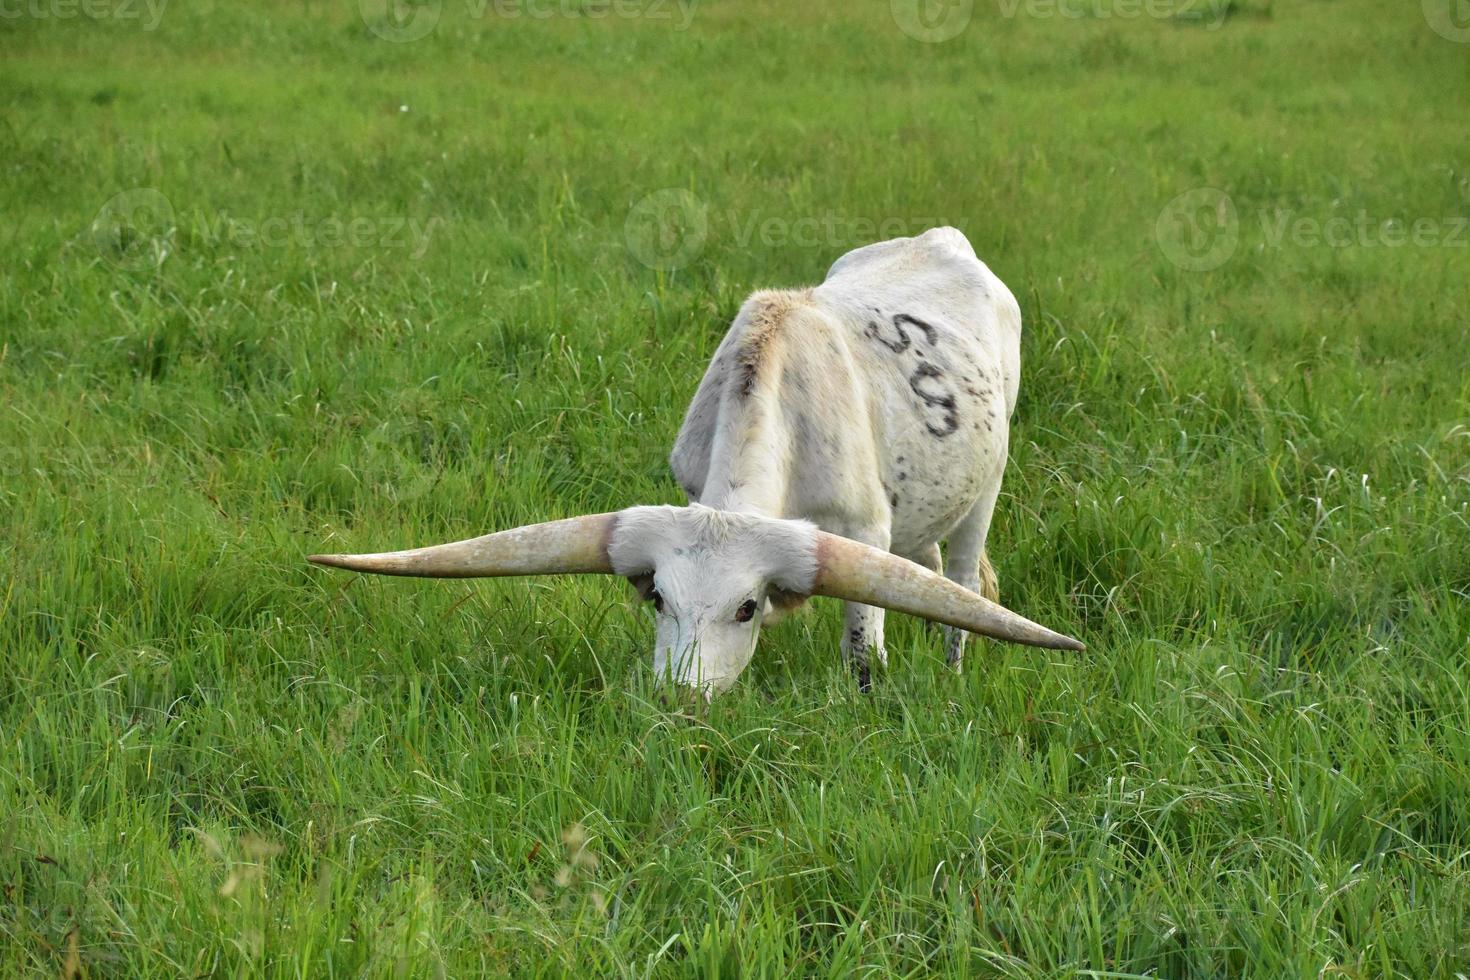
xmin=2 ymin=0 xmax=1468 ymax=975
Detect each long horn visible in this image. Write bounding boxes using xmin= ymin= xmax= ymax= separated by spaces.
xmin=809 ymin=532 xmax=1084 ymax=651
xmin=308 ymin=513 xmax=619 ymax=579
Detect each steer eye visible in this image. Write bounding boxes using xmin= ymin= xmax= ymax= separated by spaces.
xmin=735 ymin=599 xmax=758 ymax=623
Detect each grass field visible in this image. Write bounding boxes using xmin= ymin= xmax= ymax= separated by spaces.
xmin=3 ymin=0 xmax=1469 ymax=975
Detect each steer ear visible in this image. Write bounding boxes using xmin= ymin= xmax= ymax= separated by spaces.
xmin=807 ymin=532 xmax=1084 ymax=651
xmin=309 ymin=513 xmax=621 ymax=578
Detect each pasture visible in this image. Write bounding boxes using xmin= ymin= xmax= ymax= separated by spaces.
xmin=2 ymin=0 xmax=1468 ymax=975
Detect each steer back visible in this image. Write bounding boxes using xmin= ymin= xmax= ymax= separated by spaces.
xmin=672 ymin=227 xmax=1021 ymax=557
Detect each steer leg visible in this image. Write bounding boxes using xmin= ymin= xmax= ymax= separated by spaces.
xmin=909 ymin=542 xmax=943 ymax=575
xmin=843 ymin=601 xmax=886 ymax=693
xmin=943 ymin=488 xmax=1000 ymax=672
xmin=837 ymin=524 xmax=891 ymax=693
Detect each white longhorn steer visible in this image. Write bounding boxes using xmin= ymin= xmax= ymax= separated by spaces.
xmin=310 ymin=228 xmax=1082 ymax=694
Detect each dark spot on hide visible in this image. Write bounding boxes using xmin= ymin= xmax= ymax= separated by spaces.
xmin=793 ymin=413 xmax=816 ymax=454
xmin=889 ymin=492 xmax=900 ymax=508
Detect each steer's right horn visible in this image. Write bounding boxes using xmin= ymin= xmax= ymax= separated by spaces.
xmin=308 ymin=513 xmax=620 ymax=579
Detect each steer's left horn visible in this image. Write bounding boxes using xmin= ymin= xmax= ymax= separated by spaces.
xmin=308 ymin=513 xmax=620 ymax=578
xmin=809 ymin=532 xmax=1085 ymax=651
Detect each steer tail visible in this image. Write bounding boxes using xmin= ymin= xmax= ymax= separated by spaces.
xmin=979 ymin=549 xmax=999 ymax=604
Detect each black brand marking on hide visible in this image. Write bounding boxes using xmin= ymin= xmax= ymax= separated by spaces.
xmin=864 ymin=313 xmax=939 ymax=355
xmin=891 ymin=313 xmax=938 ymax=346
xmin=909 ymin=363 xmax=960 ymax=437
xmin=865 ymin=317 xmax=911 ymax=354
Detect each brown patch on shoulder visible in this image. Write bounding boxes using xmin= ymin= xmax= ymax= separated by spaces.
xmin=734 ymin=289 xmax=812 ymax=398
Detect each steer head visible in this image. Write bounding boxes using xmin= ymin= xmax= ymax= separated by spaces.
xmin=309 ymin=504 xmax=1082 ymax=696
